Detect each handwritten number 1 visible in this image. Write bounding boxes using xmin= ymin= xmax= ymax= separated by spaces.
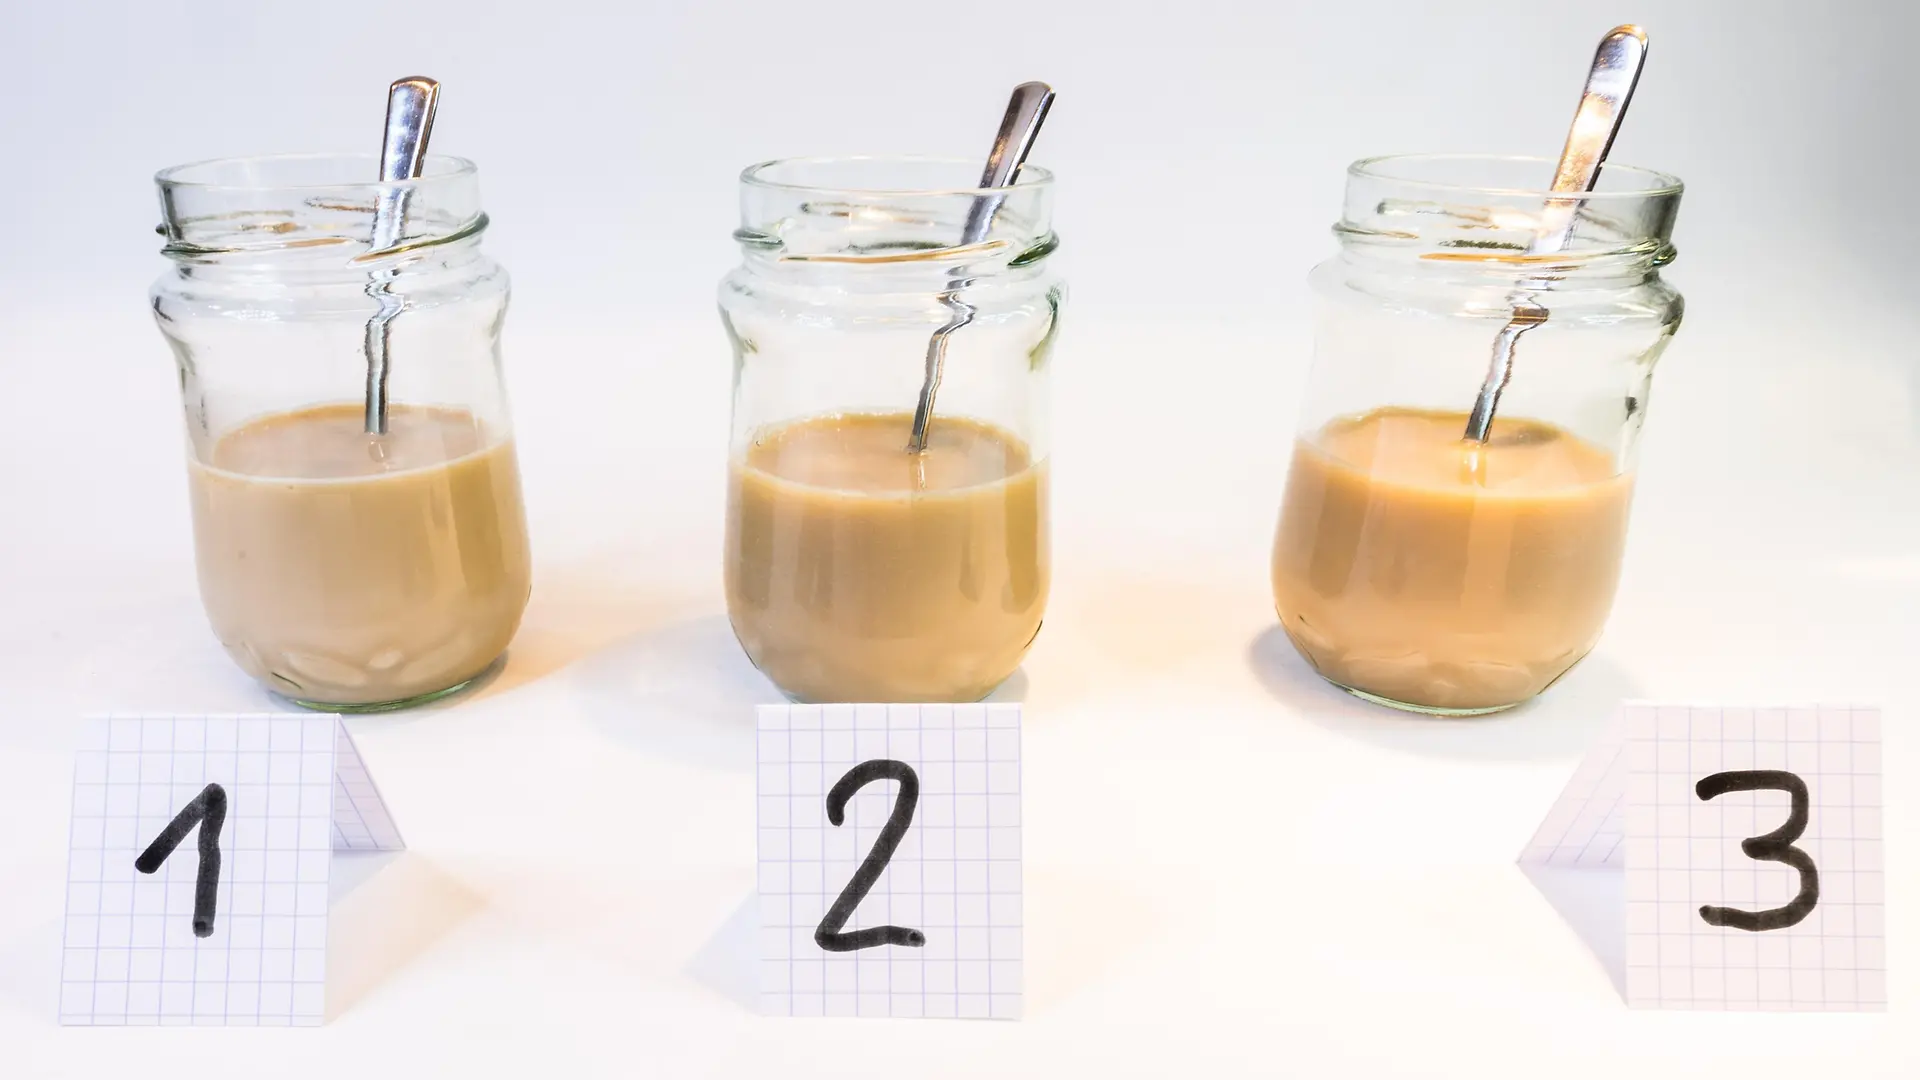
xmin=134 ymin=782 xmax=228 ymax=938
xmin=814 ymin=759 xmax=927 ymax=952
xmin=1694 ymin=770 xmax=1819 ymax=932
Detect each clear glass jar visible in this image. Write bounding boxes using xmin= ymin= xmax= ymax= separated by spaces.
xmin=719 ymin=156 xmax=1063 ymax=703
xmin=1272 ymin=154 xmax=1684 ymax=715
xmin=152 ymin=153 xmax=531 ymax=711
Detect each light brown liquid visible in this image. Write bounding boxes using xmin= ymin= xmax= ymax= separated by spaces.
xmin=188 ymin=403 xmax=531 ymax=707
xmin=725 ymin=412 xmax=1048 ymax=703
xmin=1271 ymin=407 xmax=1632 ymax=712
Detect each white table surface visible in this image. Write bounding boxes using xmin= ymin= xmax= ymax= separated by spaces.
xmin=2 ymin=299 xmax=1915 ymax=1077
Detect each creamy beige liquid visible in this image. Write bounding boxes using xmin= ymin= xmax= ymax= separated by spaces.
xmin=725 ymin=412 xmax=1048 ymax=703
xmin=1271 ymin=407 xmax=1632 ymax=712
xmin=188 ymin=403 xmax=531 ymax=707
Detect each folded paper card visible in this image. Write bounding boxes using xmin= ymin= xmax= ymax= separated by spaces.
xmin=1522 ymin=703 xmax=1885 ymax=1011
xmin=59 ymin=714 xmax=402 ymax=1026
xmin=756 ymin=703 xmax=1022 ymax=1019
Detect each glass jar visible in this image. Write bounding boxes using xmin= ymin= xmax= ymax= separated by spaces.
xmin=719 ymin=156 xmax=1063 ymax=703
xmin=1272 ymin=154 xmax=1684 ymax=715
xmin=152 ymin=153 xmax=531 ymax=711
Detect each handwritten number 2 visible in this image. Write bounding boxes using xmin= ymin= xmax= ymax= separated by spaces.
xmin=814 ymin=759 xmax=927 ymax=952
xmin=133 ymin=782 xmax=228 ymax=938
xmin=1694 ymin=770 xmax=1819 ymax=932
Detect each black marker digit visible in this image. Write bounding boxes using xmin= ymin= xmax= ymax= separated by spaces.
xmin=134 ymin=782 xmax=228 ymax=938
xmin=1694 ymin=769 xmax=1819 ymax=932
xmin=814 ymin=759 xmax=926 ymax=953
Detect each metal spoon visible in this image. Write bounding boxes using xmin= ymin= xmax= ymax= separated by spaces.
xmin=363 ymin=76 xmax=440 ymax=435
xmin=1462 ymin=26 xmax=1647 ymax=443
xmin=905 ymin=81 xmax=1055 ymax=454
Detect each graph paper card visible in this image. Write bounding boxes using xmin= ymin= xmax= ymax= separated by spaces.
xmin=1524 ymin=703 xmax=1886 ymax=1011
xmin=60 ymin=714 xmax=404 ymax=1026
xmin=757 ymin=703 xmax=1022 ymax=1020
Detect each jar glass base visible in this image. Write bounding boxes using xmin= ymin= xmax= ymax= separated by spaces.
xmin=775 ymin=679 xmax=1010 ymax=706
xmin=1331 ymin=680 xmax=1523 ymax=718
xmin=269 ymin=655 xmax=504 ymax=714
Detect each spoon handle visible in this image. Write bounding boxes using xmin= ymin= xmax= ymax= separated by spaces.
xmin=960 ymin=81 xmax=1056 ymax=247
xmin=370 ymin=77 xmax=440 ymax=251
xmin=1462 ymin=26 xmax=1647 ymax=445
xmin=1530 ymin=25 xmax=1647 ymax=256
xmin=364 ymin=76 xmax=440 ymax=435
xmin=907 ymin=82 xmax=1056 ymax=454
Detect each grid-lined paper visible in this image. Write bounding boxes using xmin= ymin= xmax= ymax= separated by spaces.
xmin=332 ymin=726 xmax=403 ymax=852
xmin=1622 ymin=704 xmax=1886 ymax=1011
xmin=1519 ymin=714 xmax=1627 ymax=868
xmin=60 ymin=714 xmax=403 ymax=1026
xmin=757 ymin=703 xmax=1023 ymax=1020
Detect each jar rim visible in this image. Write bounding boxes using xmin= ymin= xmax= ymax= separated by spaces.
xmin=154 ymin=151 xmax=479 ymax=192
xmin=1349 ymin=153 xmax=1683 ymax=200
xmin=740 ymin=155 xmax=1055 ymax=197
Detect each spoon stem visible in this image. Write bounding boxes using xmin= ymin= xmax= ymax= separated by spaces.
xmin=364 ymin=76 xmax=440 ymax=436
xmin=906 ymin=82 xmax=1055 ymax=454
xmin=1463 ymin=26 xmax=1646 ymax=444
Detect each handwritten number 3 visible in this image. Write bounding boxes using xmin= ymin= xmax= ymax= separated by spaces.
xmin=1695 ymin=770 xmax=1819 ymax=932
xmin=814 ymin=760 xmax=927 ymax=952
xmin=133 ymin=782 xmax=227 ymax=938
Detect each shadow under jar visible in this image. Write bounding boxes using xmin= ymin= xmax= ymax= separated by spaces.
xmin=720 ymin=156 xmax=1064 ymax=704
xmin=1272 ymin=154 xmax=1684 ymax=716
xmin=152 ymin=153 xmax=531 ymax=712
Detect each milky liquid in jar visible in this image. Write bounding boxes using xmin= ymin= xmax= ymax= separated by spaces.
xmin=725 ymin=411 xmax=1048 ymax=703
xmin=188 ymin=402 xmax=531 ymax=708
xmin=1271 ymin=406 xmax=1632 ymax=713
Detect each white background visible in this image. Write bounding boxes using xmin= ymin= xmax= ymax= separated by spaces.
xmin=3 ymin=0 xmax=1917 ymax=1076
